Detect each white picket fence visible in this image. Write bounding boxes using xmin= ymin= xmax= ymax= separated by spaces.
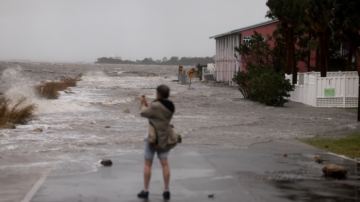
xmin=286 ymin=72 xmax=359 ymax=108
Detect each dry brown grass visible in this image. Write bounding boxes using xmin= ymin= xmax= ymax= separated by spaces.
xmin=62 ymin=74 xmax=83 ymax=87
xmin=62 ymin=78 xmax=77 ymax=87
xmin=0 ymin=96 xmax=37 ymax=128
xmin=36 ymin=81 xmax=67 ymax=99
xmin=36 ymin=74 xmax=82 ymax=99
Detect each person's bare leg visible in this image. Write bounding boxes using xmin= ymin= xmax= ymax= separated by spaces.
xmin=159 ymin=158 xmax=170 ymax=190
xmin=144 ymin=159 xmax=153 ymax=190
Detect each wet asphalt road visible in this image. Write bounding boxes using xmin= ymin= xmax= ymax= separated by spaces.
xmin=31 ymin=140 xmax=360 ymax=202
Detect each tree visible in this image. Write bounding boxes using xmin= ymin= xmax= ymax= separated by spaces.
xmin=234 ymin=30 xmax=286 ymax=72
xmin=304 ymin=0 xmax=334 ymax=77
xmin=95 ymin=56 xmax=214 ymax=65
xmin=266 ymin=0 xmax=305 ymax=83
xmin=331 ymin=0 xmax=360 ymax=121
xmin=195 ymin=64 xmax=206 ymax=80
xmin=331 ymin=0 xmax=360 ymax=72
xmin=269 ymin=26 xmax=287 ymax=72
xmin=233 ymin=63 xmax=294 ymax=106
xmin=141 ymin=58 xmax=156 ymax=64
xmin=235 ymin=31 xmax=273 ymax=67
xmin=168 ymin=56 xmax=179 ymax=65
xmin=233 ymin=31 xmax=294 ymax=106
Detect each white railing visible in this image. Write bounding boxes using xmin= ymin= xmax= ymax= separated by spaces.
xmin=287 ymin=73 xmax=359 ymax=108
xmin=287 ymin=71 xmax=358 ymax=85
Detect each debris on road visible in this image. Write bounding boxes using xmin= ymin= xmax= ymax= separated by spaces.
xmin=100 ymin=159 xmax=113 ymax=166
xmin=322 ymin=164 xmax=348 ymax=178
xmin=314 ymin=155 xmax=323 ymax=164
xmin=33 ymin=128 xmax=43 ymax=132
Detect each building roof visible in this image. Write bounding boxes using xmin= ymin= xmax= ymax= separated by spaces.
xmin=209 ymin=19 xmax=279 ymax=39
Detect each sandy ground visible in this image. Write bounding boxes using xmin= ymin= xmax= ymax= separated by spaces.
xmin=0 ymin=62 xmax=359 ymax=201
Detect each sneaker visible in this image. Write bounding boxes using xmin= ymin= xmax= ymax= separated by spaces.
xmin=137 ymin=190 xmax=149 ymax=199
xmin=163 ymin=191 xmax=170 ymax=200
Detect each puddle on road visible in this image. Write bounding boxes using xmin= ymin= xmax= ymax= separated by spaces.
xmin=236 ymin=157 xmax=360 ymax=201
xmin=273 ymin=179 xmax=360 ymax=201
xmin=267 ymin=156 xmax=360 ymax=201
xmin=269 ymin=160 xmax=360 ymax=201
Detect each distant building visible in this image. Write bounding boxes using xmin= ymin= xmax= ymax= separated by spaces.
xmin=209 ymin=19 xmax=314 ymax=85
xmin=209 ymin=20 xmax=279 ymax=84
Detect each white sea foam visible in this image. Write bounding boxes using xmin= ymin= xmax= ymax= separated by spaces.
xmin=1 ymin=67 xmax=91 ymax=114
xmin=2 ymin=67 xmax=38 ymax=103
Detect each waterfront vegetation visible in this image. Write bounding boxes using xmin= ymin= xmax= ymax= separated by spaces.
xmin=36 ymin=81 xmax=68 ymax=99
xmin=95 ymin=56 xmax=214 ymax=66
xmin=301 ymin=134 xmax=360 ymax=159
xmin=233 ymin=31 xmax=294 ymax=106
xmin=266 ymin=0 xmax=360 ymax=77
xmin=35 ymin=75 xmax=81 ymax=99
xmin=233 ymin=0 xmax=360 ymax=106
xmin=0 ymin=74 xmax=82 ymax=129
xmin=0 ymin=97 xmax=36 ymax=129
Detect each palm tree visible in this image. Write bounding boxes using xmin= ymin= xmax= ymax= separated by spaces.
xmin=304 ymin=0 xmax=334 ymax=77
xmin=266 ymin=0 xmax=305 ymax=84
xmin=331 ymin=0 xmax=360 ymax=120
xmin=331 ymin=0 xmax=360 ymax=72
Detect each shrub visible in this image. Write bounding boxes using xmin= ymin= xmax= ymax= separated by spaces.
xmin=36 ymin=82 xmax=67 ymax=99
xmin=61 ymin=74 xmax=82 ymax=87
xmin=195 ymin=64 xmax=206 ymax=79
xmin=36 ymin=74 xmax=82 ymax=99
xmin=62 ymin=78 xmax=77 ymax=87
xmin=233 ymin=63 xmax=294 ymax=106
xmin=0 ymin=96 xmax=36 ymax=128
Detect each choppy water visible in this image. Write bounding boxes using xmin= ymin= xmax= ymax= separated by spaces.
xmin=0 ymin=62 xmax=359 ymax=177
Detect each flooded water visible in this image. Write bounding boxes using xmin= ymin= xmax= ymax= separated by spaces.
xmin=0 ymin=62 xmax=359 ymax=184
xmin=271 ymin=160 xmax=360 ymax=201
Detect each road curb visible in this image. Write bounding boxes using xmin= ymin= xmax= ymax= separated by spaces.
xmin=327 ymin=152 xmax=360 ymax=163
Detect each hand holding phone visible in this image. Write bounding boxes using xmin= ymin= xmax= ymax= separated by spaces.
xmin=140 ymin=95 xmax=148 ymax=107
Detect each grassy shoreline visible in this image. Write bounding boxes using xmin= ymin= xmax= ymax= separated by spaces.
xmin=301 ymin=134 xmax=360 ymax=159
xmin=0 ymin=74 xmax=82 ymax=129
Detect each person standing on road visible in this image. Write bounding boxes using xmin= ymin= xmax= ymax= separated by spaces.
xmin=137 ymin=85 xmax=175 ymax=200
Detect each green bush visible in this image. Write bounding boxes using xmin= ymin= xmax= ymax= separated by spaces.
xmin=195 ymin=64 xmax=206 ymax=79
xmin=233 ymin=63 xmax=294 ymax=106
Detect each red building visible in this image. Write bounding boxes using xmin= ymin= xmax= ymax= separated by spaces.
xmin=210 ymin=19 xmax=314 ymax=84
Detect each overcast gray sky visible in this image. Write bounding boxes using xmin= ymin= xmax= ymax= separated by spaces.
xmin=0 ymin=0 xmax=269 ymax=62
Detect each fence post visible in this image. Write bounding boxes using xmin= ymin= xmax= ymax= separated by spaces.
xmin=202 ymin=67 xmax=205 ymax=81
xmin=214 ymin=70 xmax=216 ymax=87
xmin=184 ymin=70 xmax=187 ymax=84
xmin=181 ymin=70 xmax=186 ymax=85
xmin=314 ymin=76 xmax=318 ymax=107
xmin=343 ymin=75 xmax=346 ymax=108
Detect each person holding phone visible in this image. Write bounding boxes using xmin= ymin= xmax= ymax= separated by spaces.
xmin=138 ymin=85 xmax=175 ymax=200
